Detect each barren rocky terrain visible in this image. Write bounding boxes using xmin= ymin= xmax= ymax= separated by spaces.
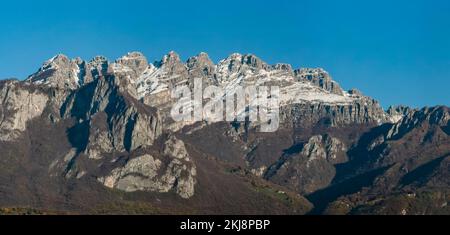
xmin=0 ymin=52 xmax=448 ymax=214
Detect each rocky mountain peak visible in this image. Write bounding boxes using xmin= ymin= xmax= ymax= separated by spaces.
xmin=216 ymin=53 xmax=243 ymax=77
xmin=215 ymin=53 xmax=272 ymax=83
xmin=46 ymin=54 xmax=70 ymax=66
xmin=242 ymin=54 xmax=270 ymax=70
xmin=187 ymin=52 xmax=212 ymax=66
xmin=120 ymin=51 xmax=146 ymax=60
xmin=1 ymin=51 xmax=448 ymax=212
xmin=89 ymin=55 xmax=108 ymax=65
xmin=386 ymin=105 xmax=414 ymax=123
xmin=186 ymin=52 xmax=215 ymax=78
xmin=295 ymin=68 xmax=344 ymax=95
xmin=220 ymin=53 xmax=270 ymax=70
xmin=114 ymin=52 xmax=149 ymax=76
xmin=35 ymin=54 xmax=71 ymax=74
xmin=273 ymin=63 xmax=293 ymax=72
xmin=160 ymin=51 xmax=182 ymax=65
xmin=23 ymin=51 xmax=392 ymax=128
xmin=155 ymin=51 xmax=188 ymax=79
xmin=27 ymin=54 xmax=81 ymax=90
xmin=198 ymin=51 xmax=209 ymax=57
xmin=227 ymin=52 xmax=243 ymax=60
xmin=88 ymin=56 xmax=109 ymax=75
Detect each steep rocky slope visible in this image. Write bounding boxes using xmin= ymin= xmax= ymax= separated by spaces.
xmin=309 ymin=106 xmax=450 ymax=214
xmin=0 ymin=51 xmax=447 ymax=214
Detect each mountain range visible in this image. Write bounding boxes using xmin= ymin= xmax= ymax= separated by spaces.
xmin=0 ymin=51 xmax=448 ymax=215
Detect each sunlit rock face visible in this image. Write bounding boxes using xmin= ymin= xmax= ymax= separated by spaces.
xmin=0 ymin=80 xmax=49 ymax=141
xmin=98 ymin=136 xmax=196 ymax=199
xmin=0 ymin=51 xmax=390 ymax=199
xmin=3 ymin=50 xmax=445 ymax=210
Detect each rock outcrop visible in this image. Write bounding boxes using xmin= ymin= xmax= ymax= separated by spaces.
xmin=295 ymin=68 xmax=344 ymax=95
xmin=0 ymin=80 xmax=49 ymax=141
xmin=26 ymin=54 xmax=81 ymax=90
xmin=265 ymin=135 xmax=347 ymax=194
xmin=60 ymin=74 xmax=162 ymax=157
xmin=0 ymin=51 xmax=393 ymax=199
xmin=1 ymin=51 xmax=447 ymax=213
xmin=99 ymin=136 xmax=196 ymax=198
xmin=386 ymin=105 xmax=415 ymax=123
xmin=186 ymin=52 xmax=215 ymax=81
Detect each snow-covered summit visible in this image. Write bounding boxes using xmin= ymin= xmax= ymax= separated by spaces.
xmin=26 ymin=51 xmax=384 ymax=109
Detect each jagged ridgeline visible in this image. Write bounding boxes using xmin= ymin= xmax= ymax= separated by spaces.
xmin=0 ymin=51 xmax=448 ymax=214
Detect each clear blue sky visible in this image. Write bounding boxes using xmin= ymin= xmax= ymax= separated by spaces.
xmin=0 ymin=0 xmax=449 ymax=108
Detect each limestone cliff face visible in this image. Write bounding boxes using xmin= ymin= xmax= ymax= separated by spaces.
xmin=295 ymin=68 xmax=344 ymax=95
xmin=26 ymin=54 xmax=81 ymax=90
xmin=98 ymin=136 xmax=196 ymax=199
xmin=61 ymin=75 xmax=162 ymax=156
xmin=2 ymin=51 xmax=436 ymax=202
xmin=18 ymin=51 xmax=394 ymax=137
xmin=136 ymin=51 xmax=390 ymax=133
xmin=26 ymin=54 xmax=109 ymax=90
xmin=280 ymin=97 xmax=388 ymax=128
xmin=0 ymin=80 xmax=49 ymax=141
xmin=14 ymin=55 xmax=170 ymax=196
